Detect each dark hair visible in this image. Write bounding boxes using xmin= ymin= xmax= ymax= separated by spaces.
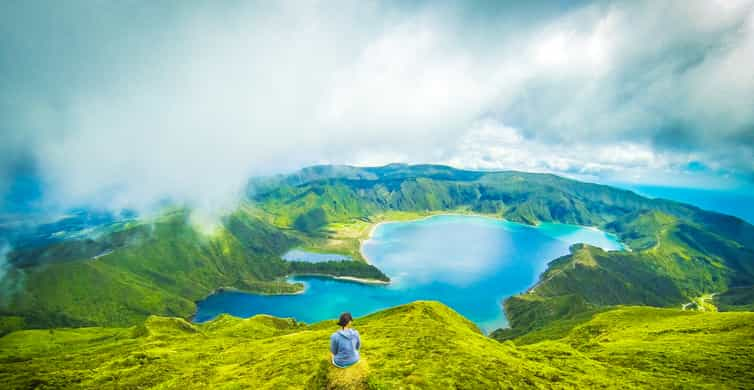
xmin=337 ymin=312 xmax=353 ymax=327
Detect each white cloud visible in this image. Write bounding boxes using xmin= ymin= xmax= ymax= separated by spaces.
xmin=1 ymin=0 xmax=753 ymax=214
xmin=445 ymin=118 xmax=736 ymax=188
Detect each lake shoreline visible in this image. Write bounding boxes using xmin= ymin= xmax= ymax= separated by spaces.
xmin=190 ymin=284 xmax=307 ymax=323
xmin=204 ymin=285 xmax=307 ymax=298
xmin=195 ymin=214 xmax=625 ymax=328
xmin=359 ymin=212 xmax=507 ymax=264
xmin=357 ymin=212 xmax=628 ymax=330
xmin=289 ymin=273 xmax=390 ymax=285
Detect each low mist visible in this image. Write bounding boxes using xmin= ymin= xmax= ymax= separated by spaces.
xmin=2 ymin=1 xmax=753 ymax=216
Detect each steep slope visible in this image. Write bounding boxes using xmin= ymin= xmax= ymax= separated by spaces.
xmin=252 ymin=165 xmax=754 ymax=254
xmin=1 ymin=301 xmax=752 ymax=389
xmin=2 ymin=164 xmax=753 ymax=336
xmin=251 ymin=164 xmax=754 ymax=337
xmin=496 ymin=210 xmax=754 ymax=340
xmin=0 ymin=205 xmax=391 ymax=335
xmin=0 ymin=209 xmax=302 ymax=333
xmin=250 ymin=164 xmax=750 ymax=231
xmin=715 ymin=286 xmax=754 ymax=311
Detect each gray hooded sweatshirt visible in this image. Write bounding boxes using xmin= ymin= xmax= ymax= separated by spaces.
xmin=330 ymin=328 xmax=361 ymax=367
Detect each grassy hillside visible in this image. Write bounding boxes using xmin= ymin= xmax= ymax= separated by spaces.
xmin=0 ymin=204 xmax=395 ymax=335
xmin=250 ymin=164 xmax=752 ymax=231
xmin=249 ymin=165 xmax=754 ymax=339
xmin=1 ymin=301 xmax=752 ymax=389
xmin=2 ymin=164 xmax=753 ymax=339
xmin=0 ymin=209 xmax=303 ymax=333
xmin=497 ymin=210 xmax=754 ymax=340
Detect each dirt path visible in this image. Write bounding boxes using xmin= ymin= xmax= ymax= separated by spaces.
xmin=681 ymin=292 xmax=719 ymax=311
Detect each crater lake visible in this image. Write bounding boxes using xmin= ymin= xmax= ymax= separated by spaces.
xmin=194 ymin=215 xmax=624 ymax=332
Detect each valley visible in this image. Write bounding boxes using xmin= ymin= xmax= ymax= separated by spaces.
xmin=1 ymin=164 xmax=753 ymax=388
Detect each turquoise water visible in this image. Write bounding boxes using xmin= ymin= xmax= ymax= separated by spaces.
xmin=195 ymin=215 xmax=623 ymax=332
xmin=282 ymin=249 xmax=352 ymax=262
xmin=621 ymin=184 xmax=754 ymax=224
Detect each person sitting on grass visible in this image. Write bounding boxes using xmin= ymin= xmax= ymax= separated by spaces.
xmin=330 ymin=312 xmax=361 ymax=368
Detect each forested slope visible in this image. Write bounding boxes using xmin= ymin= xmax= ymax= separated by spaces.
xmin=1 ymin=164 xmax=752 ymax=338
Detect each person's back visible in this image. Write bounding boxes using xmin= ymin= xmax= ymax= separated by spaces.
xmin=330 ymin=312 xmax=360 ymax=368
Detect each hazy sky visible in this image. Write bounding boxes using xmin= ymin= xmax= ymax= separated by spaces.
xmin=1 ymin=0 xmax=753 ymax=213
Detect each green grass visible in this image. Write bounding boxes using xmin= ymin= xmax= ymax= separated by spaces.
xmin=287 ymin=260 xmax=390 ymax=282
xmin=1 ymin=301 xmax=752 ymax=389
xmin=500 ymin=209 xmax=754 ymax=339
xmin=0 ymin=210 xmax=303 ymax=333
xmin=3 ymin=163 xmax=754 ymax=346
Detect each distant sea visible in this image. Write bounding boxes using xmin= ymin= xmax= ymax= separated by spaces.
xmin=617 ymin=184 xmax=754 ymax=225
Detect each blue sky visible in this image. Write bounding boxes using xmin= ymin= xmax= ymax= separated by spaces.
xmin=1 ymin=0 xmax=753 ymax=213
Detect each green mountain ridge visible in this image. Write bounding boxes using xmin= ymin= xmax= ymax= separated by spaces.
xmin=0 ymin=208 xmax=388 ymax=333
xmin=247 ymin=165 xmax=754 ymax=339
xmin=1 ymin=164 xmax=753 ymax=387
xmin=2 ymin=164 xmax=753 ymax=333
xmin=2 ymin=301 xmax=752 ymax=389
xmin=496 ymin=210 xmax=754 ymax=340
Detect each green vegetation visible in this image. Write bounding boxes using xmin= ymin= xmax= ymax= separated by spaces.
xmin=293 ymin=207 xmax=328 ymax=234
xmin=715 ymin=286 xmax=754 ymax=311
xmin=682 ymin=293 xmax=719 ymax=312
xmin=0 ymin=201 xmax=397 ymax=335
xmin=1 ymin=301 xmax=752 ymax=389
xmin=0 ymin=209 xmax=303 ymax=334
xmin=288 ymin=260 xmax=389 ymax=282
xmin=249 ymin=164 xmax=754 ymax=340
xmin=1 ymin=163 xmax=753 ymax=387
xmin=499 ymin=209 xmax=754 ymax=339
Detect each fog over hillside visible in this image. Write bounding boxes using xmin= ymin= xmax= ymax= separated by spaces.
xmin=1 ymin=0 xmax=753 ymax=215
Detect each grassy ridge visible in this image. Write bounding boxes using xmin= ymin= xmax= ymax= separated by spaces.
xmin=1 ymin=301 xmax=752 ymax=389
xmin=0 ymin=205 xmax=393 ymax=334
xmin=497 ymin=210 xmax=754 ymax=339
xmin=0 ymin=210 xmax=302 ymax=333
xmin=249 ymin=165 xmax=754 ymax=338
xmin=2 ymin=164 xmax=753 ymax=338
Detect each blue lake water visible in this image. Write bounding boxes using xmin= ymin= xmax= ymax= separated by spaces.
xmin=195 ymin=215 xmax=624 ymax=332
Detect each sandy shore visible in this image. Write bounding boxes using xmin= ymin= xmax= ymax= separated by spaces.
xmin=358 ymin=221 xmax=386 ymax=264
xmin=331 ymin=275 xmax=390 ymax=285
xmin=289 ymin=273 xmax=390 ymax=285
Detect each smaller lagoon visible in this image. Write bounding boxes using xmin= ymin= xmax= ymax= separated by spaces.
xmin=196 ymin=215 xmax=623 ymax=332
xmin=282 ymin=249 xmax=352 ymax=262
